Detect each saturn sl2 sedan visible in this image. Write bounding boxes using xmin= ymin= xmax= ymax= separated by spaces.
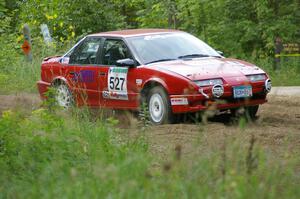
xmin=37 ymin=29 xmax=272 ymax=124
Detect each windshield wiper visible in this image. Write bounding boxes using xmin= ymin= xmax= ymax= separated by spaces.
xmin=178 ymin=54 xmax=211 ymax=59
xmin=146 ymin=58 xmax=177 ymax=65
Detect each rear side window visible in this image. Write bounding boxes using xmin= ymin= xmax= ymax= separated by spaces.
xmin=69 ymin=37 xmax=102 ymax=65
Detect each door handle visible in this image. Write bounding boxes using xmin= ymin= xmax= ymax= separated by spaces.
xmin=99 ymin=72 xmax=106 ymax=76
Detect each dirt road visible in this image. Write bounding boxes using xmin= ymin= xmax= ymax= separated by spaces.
xmin=130 ymin=94 xmax=300 ymax=161
xmin=0 ymin=93 xmax=41 ymax=113
xmin=1 ymin=90 xmax=300 ymax=160
xmin=271 ymin=86 xmax=300 ymax=96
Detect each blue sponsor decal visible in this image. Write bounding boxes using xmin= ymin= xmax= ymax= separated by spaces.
xmin=72 ymin=70 xmax=94 ymax=83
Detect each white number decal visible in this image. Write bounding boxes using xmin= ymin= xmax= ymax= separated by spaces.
xmin=107 ymin=67 xmax=128 ymax=100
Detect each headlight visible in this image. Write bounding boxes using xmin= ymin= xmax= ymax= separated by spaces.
xmin=247 ymin=74 xmax=266 ymax=82
xmin=194 ymin=78 xmax=223 ymax=87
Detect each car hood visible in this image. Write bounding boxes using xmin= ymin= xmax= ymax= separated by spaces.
xmin=150 ymin=57 xmax=265 ymax=81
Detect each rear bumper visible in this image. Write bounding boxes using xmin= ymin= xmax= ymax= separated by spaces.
xmin=37 ymin=80 xmax=51 ymax=99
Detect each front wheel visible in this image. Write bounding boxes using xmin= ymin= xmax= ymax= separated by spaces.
xmin=245 ymin=105 xmax=259 ymax=120
xmin=230 ymin=105 xmax=259 ymax=121
xmin=147 ymin=87 xmax=174 ymax=125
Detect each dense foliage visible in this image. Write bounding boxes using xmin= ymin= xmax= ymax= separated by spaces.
xmin=1 ymin=0 xmax=299 ymax=57
xmin=0 ymin=0 xmax=299 ymax=92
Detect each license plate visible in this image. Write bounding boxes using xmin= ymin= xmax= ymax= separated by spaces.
xmin=233 ymin=85 xmax=252 ymax=98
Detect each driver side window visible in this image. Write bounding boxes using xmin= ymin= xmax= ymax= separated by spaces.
xmin=101 ymin=39 xmax=132 ymax=65
xmin=69 ymin=37 xmax=102 ymax=65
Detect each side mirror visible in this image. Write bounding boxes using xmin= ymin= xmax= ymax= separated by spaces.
xmin=217 ymin=51 xmax=224 ymax=57
xmin=116 ymin=58 xmax=135 ymax=67
xmin=60 ymin=57 xmax=70 ymax=64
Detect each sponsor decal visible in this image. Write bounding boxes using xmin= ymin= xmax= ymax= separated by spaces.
xmin=72 ymin=70 xmax=95 ymax=83
xmin=102 ymin=90 xmax=128 ymax=100
xmin=186 ymin=59 xmax=222 ymax=66
xmin=136 ymin=79 xmax=143 ymax=86
xmin=226 ymin=61 xmax=244 ymax=66
xmin=107 ymin=67 xmax=128 ymax=100
xmin=171 ymin=98 xmax=188 ymax=105
xmin=102 ymin=91 xmax=109 ymax=99
xmin=144 ymin=35 xmax=172 ymax=40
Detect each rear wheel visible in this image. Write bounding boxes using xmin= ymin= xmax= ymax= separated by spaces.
xmin=54 ymin=83 xmax=73 ymax=108
xmin=147 ymin=87 xmax=174 ymax=125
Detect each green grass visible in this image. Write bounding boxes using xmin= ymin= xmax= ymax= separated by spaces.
xmin=0 ymin=58 xmax=41 ymax=93
xmin=254 ymin=57 xmax=300 ymax=86
xmin=0 ymin=40 xmax=69 ymax=94
xmin=0 ymin=108 xmax=299 ymax=199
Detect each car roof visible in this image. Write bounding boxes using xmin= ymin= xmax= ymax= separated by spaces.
xmin=89 ymin=29 xmax=182 ymax=38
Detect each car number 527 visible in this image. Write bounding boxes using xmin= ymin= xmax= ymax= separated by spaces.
xmin=109 ymin=77 xmax=125 ymax=91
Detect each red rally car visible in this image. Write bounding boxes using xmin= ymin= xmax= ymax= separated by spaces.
xmin=37 ymin=29 xmax=272 ymax=124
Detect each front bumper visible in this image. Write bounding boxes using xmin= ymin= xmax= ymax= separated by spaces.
xmin=170 ymin=83 xmax=268 ymax=113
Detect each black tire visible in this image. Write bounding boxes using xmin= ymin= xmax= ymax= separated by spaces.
xmin=146 ymin=86 xmax=174 ymax=125
xmin=230 ymin=105 xmax=259 ymax=121
xmin=245 ymin=105 xmax=259 ymax=120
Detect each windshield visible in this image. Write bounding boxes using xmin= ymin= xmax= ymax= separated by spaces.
xmin=126 ymin=32 xmax=221 ymax=65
